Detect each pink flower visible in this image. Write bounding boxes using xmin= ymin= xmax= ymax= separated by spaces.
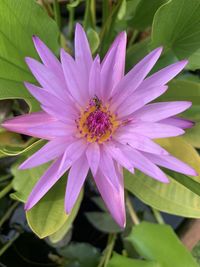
xmin=2 ymin=24 xmax=197 ymax=227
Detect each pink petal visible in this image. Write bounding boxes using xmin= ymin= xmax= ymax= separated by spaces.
xmin=27 ymin=121 xmax=75 ymax=139
xmin=133 ymin=101 xmax=192 ymax=122
xmin=75 ymin=23 xmax=93 ymax=81
xmin=19 ymin=138 xmax=73 ymax=169
xmin=64 ymin=138 xmax=88 ymax=163
xmin=114 ymin=132 xmax=168 ymax=155
xmin=41 ymin=104 xmax=77 ymax=124
xmin=138 ymin=60 xmax=188 ymax=89
xmin=86 ymin=142 xmax=100 ymax=176
xmin=24 ymin=82 xmax=78 ymax=123
xmin=104 ymin=142 xmax=134 ymax=173
xmin=125 ymin=122 xmax=184 ymax=138
xmin=117 ymin=85 xmax=168 ymax=118
xmin=65 ymin=154 xmax=89 ymax=213
xmin=32 ymin=36 xmax=62 ymax=73
xmin=25 ymin=57 xmax=68 ymax=101
xmin=143 ymin=152 xmax=197 ymax=176
xmin=111 ymin=47 xmax=163 ymax=108
xmin=99 ymin=148 xmax=120 ymax=190
xmin=1 ymin=112 xmax=60 ymax=139
xmin=101 ymin=32 xmax=127 ymax=101
xmin=25 ymin=154 xmax=71 ymax=210
xmin=121 ymin=145 xmax=169 ymax=183
xmin=160 ymin=117 xmax=194 ymax=129
xmin=24 ymin=82 xmax=75 ymax=108
xmin=89 ymin=55 xmax=101 ymax=98
xmin=60 ymin=48 xmax=88 ymax=106
xmin=94 ymin=165 xmax=126 ymax=228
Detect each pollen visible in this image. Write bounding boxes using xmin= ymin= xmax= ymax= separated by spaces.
xmin=76 ymin=97 xmax=120 ymax=143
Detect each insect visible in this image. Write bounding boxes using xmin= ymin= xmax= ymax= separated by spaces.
xmin=92 ymin=95 xmax=102 ymax=109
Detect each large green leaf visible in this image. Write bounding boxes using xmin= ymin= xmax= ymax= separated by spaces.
xmin=160 ymin=80 xmax=200 ymax=105
xmin=58 ymin=243 xmax=100 ymax=267
xmin=129 ymin=0 xmax=167 ymax=30
xmin=49 ymin=190 xmax=83 ymax=243
xmin=0 ymin=0 xmax=59 ymax=111
xmin=85 ymin=212 xmax=122 ymax=233
xmin=11 ymin=160 xmax=49 ymax=203
xmin=183 ymin=122 xmax=200 ymax=148
xmin=125 ymin=170 xmax=200 ymax=218
xmin=26 ymin=176 xmax=69 ymax=238
xmin=155 ymin=137 xmax=200 ymax=182
xmin=127 ymin=222 xmax=198 ymax=267
xmin=108 ymin=253 xmax=160 ymax=267
xmin=151 ymin=0 xmax=200 ymax=65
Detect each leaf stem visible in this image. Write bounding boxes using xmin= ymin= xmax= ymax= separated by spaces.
xmin=68 ymin=4 xmax=75 ymax=40
xmin=53 ymin=0 xmax=61 ymax=29
xmin=97 ymin=233 xmax=117 ymax=267
xmin=0 ymin=232 xmax=20 ymax=257
xmin=152 ymin=208 xmax=165 ymax=224
xmin=126 ymin=193 xmax=140 ymax=225
xmin=0 ymin=182 xmax=13 ymax=199
xmin=0 ymin=201 xmax=19 ymax=228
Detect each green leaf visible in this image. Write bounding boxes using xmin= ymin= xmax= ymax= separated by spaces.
xmin=126 ymin=39 xmax=149 ymax=72
xmin=125 ymin=170 xmax=200 ymax=218
xmin=49 ymin=190 xmax=83 ymax=244
xmin=0 ymin=139 xmax=43 ymax=157
xmin=0 ymin=79 xmax=40 ymax=112
xmin=117 ymin=0 xmax=127 ymax=20
xmin=151 ymin=0 xmax=200 ymax=62
xmin=10 ymin=140 xmax=46 ymax=202
xmin=0 ymin=0 xmax=59 ymax=111
xmin=58 ymin=242 xmax=100 ymax=267
xmin=127 ymin=222 xmax=198 ymax=267
xmin=85 ymin=212 xmax=122 ymax=233
xmin=87 ymin=28 xmax=100 ymax=54
xmin=11 ymin=160 xmax=49 ymax=203
xmin=183 ymin=122 xmax=200 ymax=148
xmin=26 ymin=176 xmax=69 ymax=238
xmin=108 ymin=253 xmax=160 ymax=267
xmin=129 ymin=0 xmax=167 ymax=30
xmin=187 ymin=48 xmax=200 ymax=70
xmin=155 ymin=137 xmax=200 ymax=183
xmin=159 ymin=80 xmax=200 ymax=105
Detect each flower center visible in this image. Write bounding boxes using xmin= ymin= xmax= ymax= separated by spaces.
xmin=76 ymin=97 xmax=119 ymax=143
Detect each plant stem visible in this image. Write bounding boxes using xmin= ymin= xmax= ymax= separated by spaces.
xmin=126 ymin=193 xmax=140 ymax=225
xmin=53 ymin=0 xmax=61 ymax=29
xmin=97 ymin=233 xmax=117 ymax=267
xmin=68 ymin=4 xmax=75 ymax=40
xmin=0 ymin=201 xmax=19 ymax=228
xmin=0 ymin=233 xmax=20 ymax=257
xmin=0 ymin=182 xmax=12 ymax=199
xmin=84 ymin=0 xmax=96 ymax=29
xmin=152 ymin=208 xmax=165 ymax=224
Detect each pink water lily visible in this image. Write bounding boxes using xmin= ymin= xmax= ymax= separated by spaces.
xmin=2 ymin=24 xmax=197 ymax=227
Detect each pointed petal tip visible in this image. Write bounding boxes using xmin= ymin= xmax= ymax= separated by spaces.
xmin=18 ymin=162 xmax=28 ymax=170
xmin=118 ymin=220 xmax=126 ymax=229
xmin=24 ymin=202 xmax=32 ymax=211
xmin=180 ymin=59 xmax=188 ymax=67
xmin=118 ymin=31 xmax=127 ymax=41
xmin=65 ymin=203 xmax=73 ymax=215
xmin=32 ymin=35 xmax=39 ymax=42
xmin=152 ymin=46 xmax=163 ymax=57
xmin=75 ymin=22 xmax=84 ymax=33
xmin=161 ymin=176 xmax=170 ymax=184
xmin=188 ymin=168 xmax=198 ymax=177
